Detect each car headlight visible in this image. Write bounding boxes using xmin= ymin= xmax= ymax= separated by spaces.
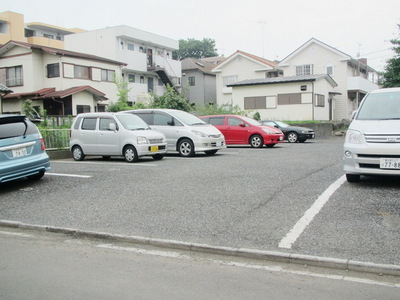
xmin=137 ymin=136 xmax=148 ymax=144
xmin=301 ymin=130 xmax=306 ymax=133
xmin=192 ymin=130 xmax=208 ymax=138
xmin=345 ymin=129 xmax=364 ymax=144
xmin=262 ymin=128 xmax=275 ymax=134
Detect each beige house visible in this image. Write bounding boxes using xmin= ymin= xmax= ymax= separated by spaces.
xmin=279 ymin=38 xmax=379 ymax=120
xmin=212 ymin=50 xmax=280 ymax=106
xmin=0 ymin=41 xmax=125 ymax=115
xmin=229 ymin=74 xmax=338 ymax=121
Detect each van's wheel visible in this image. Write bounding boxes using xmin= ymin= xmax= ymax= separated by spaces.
xmin=123 ymin=145 xmax=138 ymax=163
xmin=346 ymin=174 xmax=360 ymax=182
xmin=72 ymin=146 xmax=85 ymax=161
xmin=250 ymin=134 xmax=263 ymax=148
xmin=178 ymin=139 xmax=195 ymax=157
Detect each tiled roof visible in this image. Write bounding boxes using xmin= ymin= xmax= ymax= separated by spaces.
xmin=0 ymin=83 xmax=13 ymax=94
xmin=3 ymin=86 xmax=107 ymax=100
xmin=181 ymin=58 xmax=217 ymax=74
xmin=0 ymin=41 xmax=126 ymax=66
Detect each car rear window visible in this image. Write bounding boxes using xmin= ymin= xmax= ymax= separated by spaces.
xmin=0 ymin=119 xmax=39 ymax=139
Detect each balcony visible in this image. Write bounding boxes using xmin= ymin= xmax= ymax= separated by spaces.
xmin=347 ymin=76 xmax=378 ymax=93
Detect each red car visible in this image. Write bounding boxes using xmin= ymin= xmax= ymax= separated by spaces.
xmin=200 ymin=115 xmax=284 ymax=148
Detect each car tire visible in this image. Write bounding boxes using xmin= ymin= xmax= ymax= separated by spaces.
xmin=152 ymin=154 xmax=164 ymax=160
xmin=346 ymin=174 xmax=360 ymax=182
xmin=27 ymin=170 xmax=45 ymax=181
xmin=72 ymin=145 xmax=85 ymax=161
xmin=287 ymin=132 xmax=298 ymax=143
xmin=250 ymin=134 xmax=263 ymax=148
xmin=178 ymin=138 xmax=195 ymax=157
xmin=123 ymin=145 xmax=138 ymax=163
xmin=205 ymin=150 xmax=218 ymax=155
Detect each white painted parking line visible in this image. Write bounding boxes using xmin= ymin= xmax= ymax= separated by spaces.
xmin=279 ymin=175 xmax=347 ymax=249
xmin=52 ymin=161 xmax=157 ymax=167
xmin=0 ymin=231 xmax=33 ymax=238
xmin=46 ymin=173 xmax=92 ymax=178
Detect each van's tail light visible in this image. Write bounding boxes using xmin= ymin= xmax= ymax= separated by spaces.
xmin=40 ymin=138 xmax=46 ymax=151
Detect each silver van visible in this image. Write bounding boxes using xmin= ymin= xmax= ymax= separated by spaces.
xmin=124 ymin=109 xmax=226 ymax=157
xmin=70 ymin=112 xmax=167 ymax=162
xmin=344 ymin=87 xmax=400 ymax=182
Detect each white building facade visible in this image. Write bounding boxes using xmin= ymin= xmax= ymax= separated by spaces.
xmin=65 ymin=25 xmax=181 ymax=105
xmin=278 ymin=38 xmax=379 ymax=120
xmin=0 ymin=41 xmax=124 ymax=115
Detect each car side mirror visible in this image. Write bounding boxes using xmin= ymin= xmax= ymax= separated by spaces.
xmin=167 ymin=120 xmax=175 ymax=126
xmin=239 ymin=123 xmax=245 ymax=127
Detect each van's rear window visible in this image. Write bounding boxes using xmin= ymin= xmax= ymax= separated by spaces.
xmin=0 ymin=121 xmax=39 ymax=139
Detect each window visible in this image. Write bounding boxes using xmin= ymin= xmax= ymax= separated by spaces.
xmin=77 ymin=105 xmax=91 ymax=114
xmin=223 ymin=75 xmax=237 ymax=86
xmin=139 ymin=46 xmax=145 ymax=53
xmin=296 ymin=64 xmax=313 ymax=76
xmin=127 ymin=43 xmax=134 ymax=51
xmin=278 ymin=93 xmax=302 ymax=105
xmin=74 ymin=65 xmax=90 ymax=79
xmin=154 ymin=113 xmax=173 ymax=126
xmin=43 ymin=33 xmax=54 ymax=39
xmin=140 ymin=76 xmax=145 ymax=84
xmin=1 ymin=66 xmax=23 ymax=87
xmin=316 ymin=94 xmax=325 ymax=107
xmin=228 ymin=117 xmax=246 ymax=126
xmin=244 ymin=97 xmax=266 ymax=109
xmin=47 ymin=63 xmax=60 ymax=78
xmin=326 ymin=65 xmax=334 ymax=76
xmin=188 ymin=76 xmax=195 ymax=86
xmin=99 ymin=118 xmax=117 ymax=131
xmin=81 ymin=118 xmax=96 ymax=130
xmin=101 ymin=69 xmax=115 ymax=82
xmin=128 ymin=74 xmax=135 ymax=83
xmin=209 ymin=117 xmax=225 ymax=125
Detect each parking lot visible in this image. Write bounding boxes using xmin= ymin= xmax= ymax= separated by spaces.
xmin=1 ymin=136 xmax=399 ymax=266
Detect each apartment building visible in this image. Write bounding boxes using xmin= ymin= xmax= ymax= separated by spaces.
xmin=65 ymin=25 xmax=182 ymax=105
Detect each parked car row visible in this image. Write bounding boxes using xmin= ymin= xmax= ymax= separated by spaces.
xmin=69 ymin=109 xmax=289 ymax=163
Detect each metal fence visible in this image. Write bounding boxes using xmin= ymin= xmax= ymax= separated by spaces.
xmin=40 ymin=129 xmax=70 ymax=150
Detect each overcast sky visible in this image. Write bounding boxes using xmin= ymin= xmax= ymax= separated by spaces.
xmin=3 ymin=0 xmax=399 ymax=71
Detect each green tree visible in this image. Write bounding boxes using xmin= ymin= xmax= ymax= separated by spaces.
xmin=150 ymin=85 xmax=191 ymax=111
xmin=173 ymin=38 xmax=218 ymax=60
xmin=23 ymin=100 xmax=41 ymax=119
xmin=382 ymin=24 xmax=400 ymax=88
xmin=107 ymin=76 xmax=132 ymax=112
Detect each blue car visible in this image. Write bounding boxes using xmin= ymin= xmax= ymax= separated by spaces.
xmin=0 ymin=115 xmax=50 ymax=183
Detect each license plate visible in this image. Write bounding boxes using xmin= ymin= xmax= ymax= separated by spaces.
xmin=380 ymin=158 xmax=400 ymax=169
xmin=12 ymin=147 xmax=27 ymax=158
xmin=150 ymin=146 xmax=159 ymax=152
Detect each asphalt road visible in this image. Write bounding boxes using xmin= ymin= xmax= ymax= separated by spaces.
xmin=1 ymin=227 xmax=399 ymax=300
xmin=1 ymin=136 xmax=400 ymax=266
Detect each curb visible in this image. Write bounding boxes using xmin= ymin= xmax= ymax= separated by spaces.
xmin=1 ymin=220 xmax=399 ymax=277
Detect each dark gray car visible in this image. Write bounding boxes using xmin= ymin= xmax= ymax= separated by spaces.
xmin=261 ymin=120 xmax=315 ymax=143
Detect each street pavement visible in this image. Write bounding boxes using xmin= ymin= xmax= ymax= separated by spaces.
xmin=0 ymin=136 xmax=399 ymax=270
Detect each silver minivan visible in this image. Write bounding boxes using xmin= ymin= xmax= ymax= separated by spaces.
xmin=344 ymin=87 xmax=400 ymax=182
xmin=125 ymin=109 xmax=226 ymax=157
xmin=70 ymin=112 xmax=167 ymax=162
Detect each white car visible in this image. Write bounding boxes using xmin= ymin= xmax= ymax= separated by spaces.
xmin=70 ymin=112 xmax=167 ymax=162
xmin=344 ymin=87 xmax=400 ymax=182
xmin=125 ymin=109 xmax=226 ymax=157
